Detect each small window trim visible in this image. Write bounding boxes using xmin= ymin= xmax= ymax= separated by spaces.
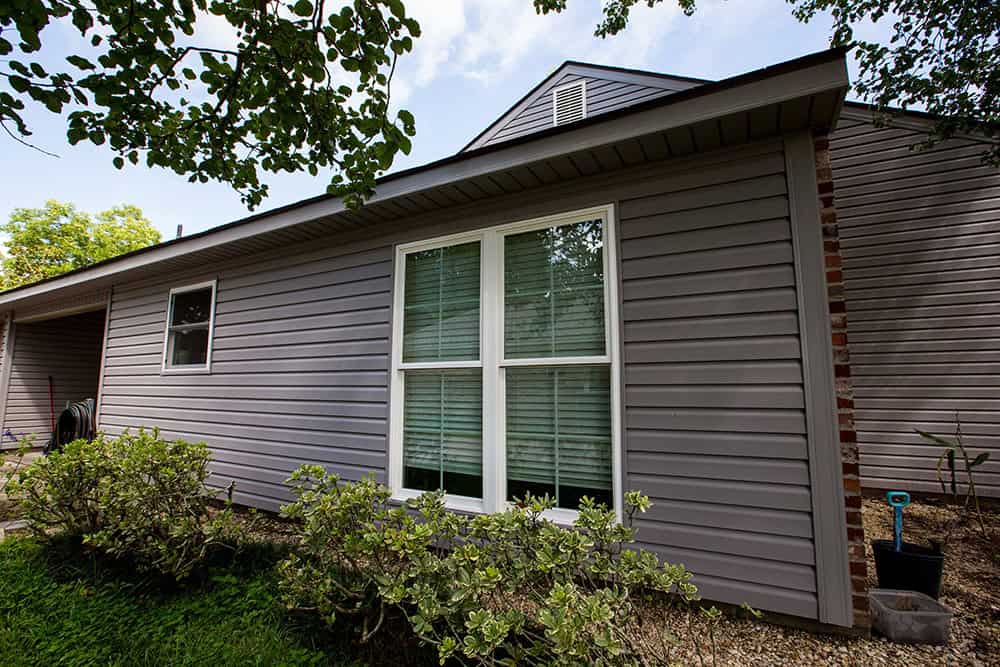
xmin=388 ymin=204 xmax=622 ymax=525
xmin=160 ymin=279 xmax=217 ymax=375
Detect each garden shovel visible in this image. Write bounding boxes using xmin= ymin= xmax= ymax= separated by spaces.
xmin=887 ymin=490 xmax=911 ymax=551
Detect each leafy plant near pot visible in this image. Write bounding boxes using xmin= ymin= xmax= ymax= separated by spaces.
xmin=278 ymin=467 xmax=722 ymax=666
xmin=916 ymin=415 xmax=994 ymax=546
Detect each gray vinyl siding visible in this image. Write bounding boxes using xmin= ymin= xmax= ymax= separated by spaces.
xmin=832 ymin=109 xmax=1000 ymax=497
xmin=618 ymin=139 xmax=821 ymax=619
xmin=98 ymin=245 xmax=394 ymax=511
xmin=477 ymin=73 xmax=696 ymax=149
xmin=2 ymin=310 xmax=105 ymax=446
xmin=87 ymin=137 xmax=837 ymax=620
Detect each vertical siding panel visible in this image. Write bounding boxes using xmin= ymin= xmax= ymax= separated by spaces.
xmin=832 ymin=110 xmax=1000 ymax=497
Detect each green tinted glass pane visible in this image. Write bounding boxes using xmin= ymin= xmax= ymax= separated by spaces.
xmin=403 ymin=242 xmax=480 ymax=362
xmin=504 ymin=220 xmax=605 ymax=359
xmin=506 ymin=365 xmax=611 ymax=509
xmin=403 ymin=369 xmax=483 ymax=498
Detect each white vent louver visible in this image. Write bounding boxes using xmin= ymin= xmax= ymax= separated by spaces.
xmin=552 ymin=81 xmax=586 ymax=126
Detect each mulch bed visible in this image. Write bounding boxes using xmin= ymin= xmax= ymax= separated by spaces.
xmin=656 ymin=496 xmax=999 ymax=666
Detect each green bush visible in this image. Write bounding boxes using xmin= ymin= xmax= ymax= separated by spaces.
xmin=10 ymin=429 xmax=245 ymax=579
xmin=278 ymin=466 xmax=704 ymax=665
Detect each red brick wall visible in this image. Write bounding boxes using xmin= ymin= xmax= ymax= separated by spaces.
xmin=814 ymin=131 xmax=870 ymax=630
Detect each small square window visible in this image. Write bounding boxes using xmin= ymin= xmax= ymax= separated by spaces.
xmin=163 ymin=282 xmax=216 ymax=372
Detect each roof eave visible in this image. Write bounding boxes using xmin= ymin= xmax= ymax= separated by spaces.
xmin=0 ymin=48 xmax=849 ymax=311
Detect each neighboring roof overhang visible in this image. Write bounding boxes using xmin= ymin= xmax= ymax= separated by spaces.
xmin=841 ymin=101 xmax=1000 ymax=146
xmin=0 ymin=47 xmax=849 ymax=313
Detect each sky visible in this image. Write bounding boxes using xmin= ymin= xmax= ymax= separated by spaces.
xmin=0 ymin=0 xmax=893 ymax=241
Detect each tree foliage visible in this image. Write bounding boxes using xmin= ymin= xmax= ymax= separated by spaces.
xmin=1 ymin=199 xmax=161 ymax=289
xmin=534 ymin=0 xmax=1000 ymax=164
xmin=0 ymin=1 xmax=420 ymax=209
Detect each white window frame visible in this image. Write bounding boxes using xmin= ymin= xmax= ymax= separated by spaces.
xmin=160 ymin=280 xmax=217 ymax=375
xmin=388 ymin=204 xmax=622 ymax=524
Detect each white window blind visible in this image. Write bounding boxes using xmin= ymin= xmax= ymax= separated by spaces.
xmin=403 ymin=369 xmax=483 ymax=498
xmin=399 ymin=241 xmax=483 ymax=498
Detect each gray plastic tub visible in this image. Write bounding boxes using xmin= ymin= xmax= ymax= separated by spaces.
xmin=870 ymin=589 xmax=953 ymax=645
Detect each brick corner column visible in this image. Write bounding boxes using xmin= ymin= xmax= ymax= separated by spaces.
xmin=813 ymin=130 xmax=870 ymax=630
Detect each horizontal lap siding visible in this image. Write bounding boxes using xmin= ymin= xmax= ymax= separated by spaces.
xmin=84 ymin=138 xmax=829 ymax=620
xmin=832 ymin=112 xmax=1000 ymax=497
xmin=2 ymin=310 xmax=105 ymax=447
xmin=99 ymin=245 xmax=394 ymax=511
xmin=619 ymin=142 xmax=820 ymax=619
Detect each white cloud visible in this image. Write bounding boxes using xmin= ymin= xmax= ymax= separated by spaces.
xmin=392 ymin=0 xmax=687 ymax=99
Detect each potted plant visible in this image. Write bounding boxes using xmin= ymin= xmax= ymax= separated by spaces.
xmin=872 ymin=415 xmax=993 ymax=600
xmin=871 ymin=491 xmax=945 ymax=599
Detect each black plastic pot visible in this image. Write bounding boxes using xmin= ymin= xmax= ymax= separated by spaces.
xmin=872 ymin=539 xmax=945 ymax=599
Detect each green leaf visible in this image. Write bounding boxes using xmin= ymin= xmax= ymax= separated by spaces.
xmin=971 ymin=452 xmax=990 ymax=468
xmin=7 ymin=75 xmax=29 ymax=93
xmin=292 ymin=0 xmax=313 ymax=16
xmin=916 ymin=429 xmax=957 ymax=449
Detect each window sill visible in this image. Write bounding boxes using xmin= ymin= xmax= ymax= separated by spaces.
xmin=392 ymin=489 xmax=485 ymax=515
xmin=391 ymin=489 xmax=581 ymax=526
xmin=160 ymin=366 xmax=212 ymax=376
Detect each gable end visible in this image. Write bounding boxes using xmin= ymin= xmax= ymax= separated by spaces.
xmin=462 ymin=62 xmax=706 ymax=152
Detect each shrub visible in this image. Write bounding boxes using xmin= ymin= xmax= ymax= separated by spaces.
xmin=278 ymin=466 xmax=705 ymax=665
xmin=10 ymin=428 xmax=245 ymax=579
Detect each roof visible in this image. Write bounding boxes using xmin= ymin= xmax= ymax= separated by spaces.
xmin=0 ymin=47 xmax=850 ymax=312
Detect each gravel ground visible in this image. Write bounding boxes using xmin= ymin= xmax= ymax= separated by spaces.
xmin=656 ymin=497 xmax=999 ymax=666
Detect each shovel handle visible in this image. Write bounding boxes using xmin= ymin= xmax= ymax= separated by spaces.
xmin=887 ymin=490 xmax=910 ymax=552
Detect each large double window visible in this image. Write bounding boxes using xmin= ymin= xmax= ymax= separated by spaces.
xmin=389 ymin=206 xmax=620 ymax=520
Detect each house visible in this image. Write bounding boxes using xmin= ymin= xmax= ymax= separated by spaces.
xmin=1 ymin=46 xmax=936 ymax=631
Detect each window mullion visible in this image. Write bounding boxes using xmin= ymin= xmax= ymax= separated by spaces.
xmin=553 ymin=367 xmax=560 ymax=507
xmin=481 ymin=229 xmax=502 ymax=514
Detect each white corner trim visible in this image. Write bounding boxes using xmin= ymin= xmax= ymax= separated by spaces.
xmin=0 ymin=314 xmax=15 ymax=440
xmin=95 ymin=293 xmax=113 ymax=429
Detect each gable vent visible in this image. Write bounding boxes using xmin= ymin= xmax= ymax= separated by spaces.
xmin=552 ymin=81 xmax=587 ymax=126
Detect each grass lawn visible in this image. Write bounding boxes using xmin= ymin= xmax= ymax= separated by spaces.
xmin=0 ymin=536 xmax=432 ymax=667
